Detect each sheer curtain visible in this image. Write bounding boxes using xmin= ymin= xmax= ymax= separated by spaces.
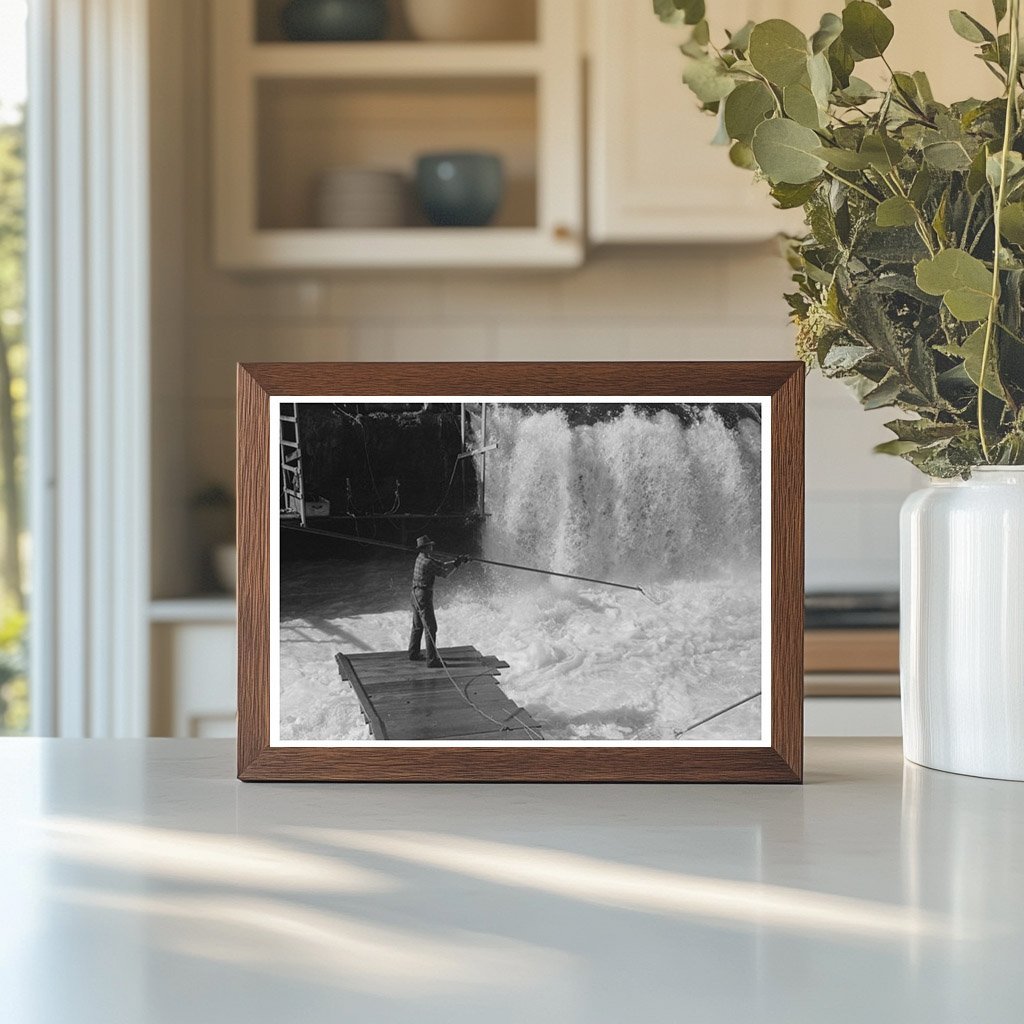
xmin=28 ymin=0 xmax=150 ymax=736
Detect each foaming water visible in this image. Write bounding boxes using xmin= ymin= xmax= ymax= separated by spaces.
xmin=483 ymin=405 xmax=761 ymax=581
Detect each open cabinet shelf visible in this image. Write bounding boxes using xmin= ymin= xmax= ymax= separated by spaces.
xmin=212 ymin=0 xmax=582 ymax=269
xmin=249 ymin=42 xmax=545 ymax=77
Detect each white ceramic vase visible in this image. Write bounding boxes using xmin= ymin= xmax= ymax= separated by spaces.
xmin=900 ymin=467 xmax=1024 ymax=781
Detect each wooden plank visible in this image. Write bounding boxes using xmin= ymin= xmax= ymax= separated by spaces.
xmin=365 ymin=677 xmax=507 ymax=702
xmin=351 ymin=650 xmax=501 ymax=664
xmin=334 ymin=652 xmax=388 ymax=740
xmin=348 ymin=646 xmax=478 ymax=663
xmin=377 ymin=691 xmax=531 ymax=722
xmin=352 ymin=663 xmax=508 ymax=684
xmin=369 ymin=695 xmax=540 ymax=728
xmin=335 ymin=646 xmax=543 ymax=744
xmin=350 ymin=657 xmax=506 ymax=675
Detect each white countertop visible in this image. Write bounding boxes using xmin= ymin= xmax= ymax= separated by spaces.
xmin=1 ymin=738 xmax=1020 ymax=1023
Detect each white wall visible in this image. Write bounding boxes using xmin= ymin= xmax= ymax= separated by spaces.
xmin=156 ymin=0 xmax=920 ymax=599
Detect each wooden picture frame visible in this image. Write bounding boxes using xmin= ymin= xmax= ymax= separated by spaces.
xmin=237 ymin=362 xmax=804 ymax=782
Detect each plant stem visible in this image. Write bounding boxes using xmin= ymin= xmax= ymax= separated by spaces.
xmin=979 ymin=0 xmax=1021 ymax=462
xmin=822 ymin=167 xmax=880 ymax=205
xmin=884 ymin=171 xmax=939 ymax=254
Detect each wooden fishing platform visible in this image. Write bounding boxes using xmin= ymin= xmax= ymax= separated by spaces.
xmin=335 ymin=646 xmax=544 ymax=741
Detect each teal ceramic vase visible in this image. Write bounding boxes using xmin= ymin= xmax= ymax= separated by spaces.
xmin=281 ymin=0 xmax=388 ymax=41
xmin=415 ymin=152 xmax=505 ymax=227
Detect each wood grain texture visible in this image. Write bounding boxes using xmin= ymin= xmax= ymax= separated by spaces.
xmin=237 ymin=365 xmax=271 ymax=777
xmin=236 ymin=361 xmax=805 ymax=783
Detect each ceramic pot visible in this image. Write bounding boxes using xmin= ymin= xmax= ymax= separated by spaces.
xmin=415 ymin=152 xmax=504 ymax=227
xmin=403 ymin=0 xmax=533 ymax=41
xmin=900 ymin=467 xmax=1024 ymax=780
xmin=281 ymin=0 xmax=388 ymax=41
xmin=316 ymin=167 xmax=407 ymax=228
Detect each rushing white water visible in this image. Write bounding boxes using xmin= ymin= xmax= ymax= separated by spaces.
xmin=483 ymin=405 xmax=761 ymax=580
xmin=278 ymin=404 xmax=764 ymax=743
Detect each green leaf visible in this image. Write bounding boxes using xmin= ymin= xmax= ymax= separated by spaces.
xmin=683 ymin=2 xmax=706 ymax=27
xmin=837 ymin=76 xmax=879 ymax=104
xmin=653 ymin=0 xmax=705 ymax=26
xmin=862 ymin=374 xmax=903 ymax=409
xmin=723 ymin=81 xmax=775 ymax=144
xmin=885 ymin=418 xmax=963 ymax=443
xmin=913 ymin=71 xmax=935 ymax=104
xmin=827 ymin=35 xmax=856 ymax=88
xmin=860 ymin=133 xmax=904 ymax=173
xmin=1000 ymin=203 xmax=1024 ymax=245
xmin=751 ymin=118 xmax=828 ymax=184
xmin=807 ymin=51 xmax=833 ymax=109
xmin=842 ymin=1 xmax=895 ymax=59
xmin=748 ymin=20 xmax=809 ymax=86
xmin=729 ymin=140 xmax=757 ymax=169
xmin=771 ymin=180 xmax=820 ymax=209
xmin=915 ymin=249 xmax=994 ymax=322
xmin=724 ymin=20 xmax=755 ymax=53
xmin=682 ymin=57 xmax=736 ymax=104
xmin=948 ymin=10 xmax=994 ymax=44
xmin=939 ymin=325 xmax=1006 ymax=398
xmin=814 ymin=146 xmax=872 ymax=170
xmin=986 ymin=150 xmax=1024 ymax=191
xmin=993 ymin=0 xmax=1008 ymax=24
xmin=874 ymin=438 xmax=922 ymax=455
xmin=967 ymin=144 xmax=991 ymax=194
xmin=923 ymin=140 xmax=972 ymax=171
xmin=810 ymin=12 xmax=843 ymax=54
xmin=909 ymin=164 xmax=933 ymax=205
xmin=891 ymin=72 xmax=922 ymax=109
xmin=876 ymin=197 xmax=918 ymax=228
xmin=932 ymin=190 xmax=950 ymax=246
xmin=784 ymin=80 xmax=824 ymax=129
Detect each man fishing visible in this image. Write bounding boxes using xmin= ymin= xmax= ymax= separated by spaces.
xmin=409 ymin=535 xmax=468 ymax=668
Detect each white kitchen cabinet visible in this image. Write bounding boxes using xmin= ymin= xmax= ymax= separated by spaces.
xmin=211 ymin=0 xmax=583 ymax=269
xmin=150 ymin=601 xmax=237 ymax=738
xmin=587 ymin=0 xmax=812 ymax=243
xmin=586 ymin=0 xmax=998 ymax=244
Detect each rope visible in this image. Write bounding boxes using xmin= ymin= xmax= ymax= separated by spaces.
xmin=428 ymin=457 xmax=462 ymax=518
xmin=412 ymin=586 xmax=543 ymax=741
xmin=674 ymin=691 xmax=762 ymax=737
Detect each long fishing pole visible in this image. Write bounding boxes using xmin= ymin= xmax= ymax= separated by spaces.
xmin=281 ymin=522 xmax=646 ymax=595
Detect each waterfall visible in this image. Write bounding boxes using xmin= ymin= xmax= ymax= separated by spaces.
xmin=482 ymin=405 xmax=762 ymax=582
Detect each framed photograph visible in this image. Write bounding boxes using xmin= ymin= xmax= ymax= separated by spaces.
xmin=237 ymin=362 xmax=803 ymax=782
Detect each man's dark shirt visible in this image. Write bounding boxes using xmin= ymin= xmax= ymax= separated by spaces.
xmin=412 ymin=552 xmax=453 ymax=591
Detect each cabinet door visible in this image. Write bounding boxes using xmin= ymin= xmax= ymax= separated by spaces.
xmin=587 ymin=0 xmax=808 ymax=243
xmin=587 ymin=0 xmax=996 ymax=244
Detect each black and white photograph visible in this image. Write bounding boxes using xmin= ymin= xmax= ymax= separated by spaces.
xmin=270 ymin=397 xmax=770 ymax=746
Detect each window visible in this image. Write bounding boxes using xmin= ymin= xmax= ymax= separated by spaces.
xmin=0 ymin=0 xmax=27 ymax=734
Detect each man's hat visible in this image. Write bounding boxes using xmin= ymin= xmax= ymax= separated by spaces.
xmin=416 ymin=535 xmax=434 ymax=550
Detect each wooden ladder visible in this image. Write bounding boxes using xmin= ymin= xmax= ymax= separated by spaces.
xmin=280 ymin=402 xmax=305 ymax=526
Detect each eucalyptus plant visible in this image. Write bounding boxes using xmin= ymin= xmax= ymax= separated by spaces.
xmin=657 ymin=0 xmax=1024 ymax=475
